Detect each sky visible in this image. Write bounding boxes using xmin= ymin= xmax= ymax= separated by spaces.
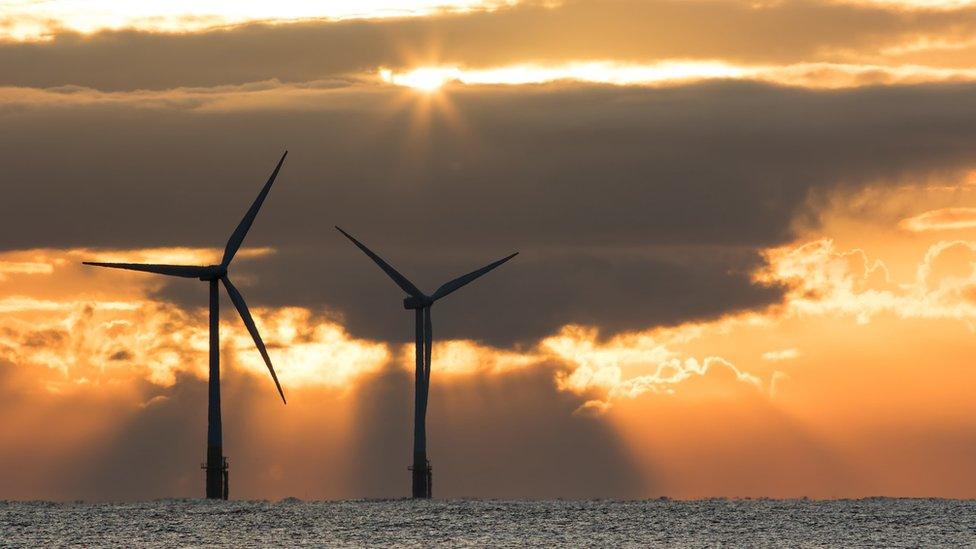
xmin=4 ymin=0 xmax=976 ymax=500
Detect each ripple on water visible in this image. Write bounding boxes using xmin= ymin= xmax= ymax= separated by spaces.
xmin=0 ymin=498 xmax=973 ymax=547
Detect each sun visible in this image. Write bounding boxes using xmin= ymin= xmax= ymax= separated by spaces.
xmin=373 ymin=66 xmax=470 ymax=178
xmin=380 ymin=67 xmax=459 ymax=92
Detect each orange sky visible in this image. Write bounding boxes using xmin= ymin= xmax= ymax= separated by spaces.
xmin=4 ymin=0 xmax=976 ymax=500
xmin=4 ymin=181 xmax=976 ymax=499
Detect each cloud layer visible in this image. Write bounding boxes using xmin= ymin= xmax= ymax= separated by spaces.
xmin=8 ymin=79 xmax=976 ymax=343
xmin=8 ymin=0 xmax=976 ymax=89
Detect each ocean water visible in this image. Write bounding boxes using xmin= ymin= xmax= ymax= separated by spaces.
xmin=2 ymin=498 xmax=973 ymax=547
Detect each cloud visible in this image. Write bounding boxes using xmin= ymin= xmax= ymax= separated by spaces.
xmin=543 ymin=324 xmax=764 ymax=411
xmin=835 ymin=0 xmax=976 ymax=9
xmin=0 ymin=261 xmax=53 ymax=276
xmin=0 ymin=248 xmax=771 ymax=410
xmin=227 ymin=307 xmax=390 ymax=389
xmin=762 ymin=348 xmax=801 ymax=361
xmin=758 ymin=237 xmax=976 ymax=324
xmin=8 ymin=78 xmax=976 ymax=342
xmin=0 ymin=0 xmax=517 ymax=41
xmin=5 ymin=0 xmax=976 ymax=90
xmin=383 ymin=61 xmax=976 ymax=89
xmin=900 ymin=207 xmax=976 ymax=231
xmin=0 ymin=284 xmax=389 ymax=390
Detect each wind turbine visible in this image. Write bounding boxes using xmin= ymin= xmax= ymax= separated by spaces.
xmin=84 ymin=151 xmax=289 ymax=500
xmin=335 ymin=226 xmax=516 ymax=499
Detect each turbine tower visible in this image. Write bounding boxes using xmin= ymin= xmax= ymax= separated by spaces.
xmin=336 ymin=226 xmax=516 ymax=499
xmin=84 ymin=151 xmax=289 ymax=500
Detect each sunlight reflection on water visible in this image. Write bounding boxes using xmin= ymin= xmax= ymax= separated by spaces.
xmin=2 ymin=498 xmax=972 ymax=547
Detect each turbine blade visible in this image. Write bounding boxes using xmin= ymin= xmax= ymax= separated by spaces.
xmin=430 ymin=252 xmax=518 ymax=301
xmin=221 ymin=151 xmax=288 ymax=267
xmin=221 ymin=276 xmax=287 ymax=404
xmin=82 ymin=262 xmax=208 ymax=278
xmin=335 ymin=226 xmax=424 ymax=298
xmin=424 ymin=306 xmax=432 ymax=389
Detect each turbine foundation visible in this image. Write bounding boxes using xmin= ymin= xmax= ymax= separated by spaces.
xmin=411 ymin=453 xmax=432 ymax=499
xmin=204 ymin=446 xmax=228 ymax=500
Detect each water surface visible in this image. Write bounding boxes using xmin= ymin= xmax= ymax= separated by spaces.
xmin=2 ymin=498 xmax=972 ymax=547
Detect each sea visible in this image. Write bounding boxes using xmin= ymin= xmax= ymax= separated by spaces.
xmin=1 ymin=498 xmax=973 ymax=547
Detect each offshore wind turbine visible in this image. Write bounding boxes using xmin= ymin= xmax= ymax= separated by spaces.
xmin=336 ymin=226 xmax=516 ymax=499
xmin=84 ymin=151 xmax=289 ymax=500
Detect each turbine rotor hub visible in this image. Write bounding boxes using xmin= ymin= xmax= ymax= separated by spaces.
xmin=199 ymin=265 xmax=228 ymax=281
xmin=403 ymin=296 xmax=431 ymax=309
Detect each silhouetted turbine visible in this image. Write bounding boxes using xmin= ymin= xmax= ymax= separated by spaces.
xmin=84 ymin=151 xmax=289 ymax=500
xmin=336 ymin=226 xmax=516 ymax=499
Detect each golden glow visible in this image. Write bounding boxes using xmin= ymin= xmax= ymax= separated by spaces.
xmin=756 ymin=237 xmax=976 ymax=323
xmin=228 ymin=307 xmax=390 ymax=389
xmin=380 ymin=62 xmax=749 ymax=89
xmin=900 ymin=207 xmax=976 ymax=232
xmin=0 ymin=182 xmax=976 ymax=497
xmin=6 ymin=182 xmax=976 ymax=497
xmin=379 ymin=61 xmax=976 ymax=90
xmin=6 ymin=58 xmax=976 ymax=114
xmin=0 ymin=260 xmax=53 ymax=280
xmin=380 ymin=67 xmax=457 ymax=92
xmin=541 ymin=324 xmax=763 ymax=413
xmin=395 ymin=339 xmax=538 ymax=376
xmin=7 ymin=210 xmax=976 ymax=403
xmin=0 ymin=247 xmax=388 ymax=389
xmin=1 ymin=0 xmax=518 ymax=42
xmin=0 ymin=296 xmax=138 ymax=313
xmin=761 ymin=348 xmax=800 ymax=361
xmin=79 ymin=246 xmax=274 ymax=265
xmin=834 ymin=0 xmax=976 ymax=9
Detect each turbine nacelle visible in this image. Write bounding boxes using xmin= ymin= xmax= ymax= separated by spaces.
xmin=403 ymin=295 xmax=432 ymax=309
xmin=199 ymin=265 xmax=228 ymax=281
